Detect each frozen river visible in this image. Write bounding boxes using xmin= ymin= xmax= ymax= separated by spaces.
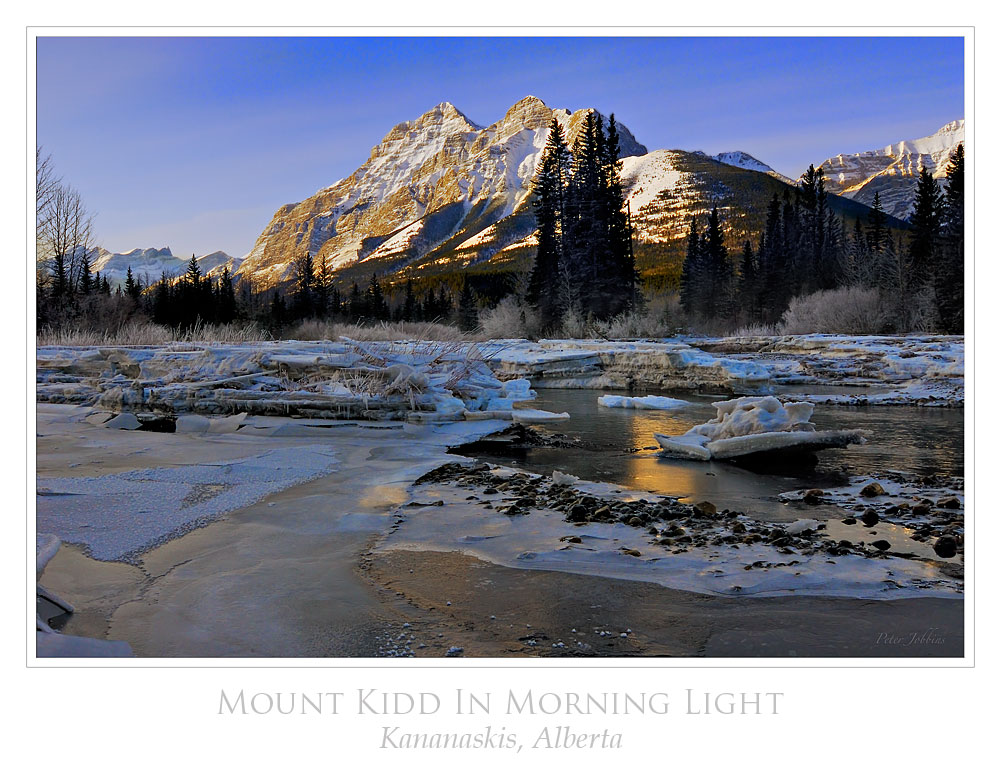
xmin=457 ymin=387 xmax=964 ymax=523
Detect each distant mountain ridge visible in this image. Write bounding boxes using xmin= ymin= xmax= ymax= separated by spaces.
xmin=818 ymin=119 xmax=965 ymax=219
xmin=89 ymin=247 xmax=242 ymax=286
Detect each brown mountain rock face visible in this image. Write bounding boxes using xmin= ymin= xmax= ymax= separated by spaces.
xmin=236 ymin=96 xmax=646 ymax=289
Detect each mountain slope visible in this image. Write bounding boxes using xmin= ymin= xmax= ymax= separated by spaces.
xmin=236 ymin=96 xmax=646 ymax=289
xmin=702 ymin=151 xmax=793 ymax=183
xmin=819 ymin=120 xmax=964 ymax=219
xmin=619 ymin=150 xmax=907 ymax=287
xmin=401 ymin=148 xmax=908 ymax=290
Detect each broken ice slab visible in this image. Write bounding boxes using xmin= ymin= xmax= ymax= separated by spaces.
xmin=654 ymin=395 xmax=866 ymax=462
xmin=511 ymin=408 xmax=571 ymax=424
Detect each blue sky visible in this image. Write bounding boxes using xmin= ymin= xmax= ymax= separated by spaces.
xmin=36 ymin=36 xmax=964 ymax=259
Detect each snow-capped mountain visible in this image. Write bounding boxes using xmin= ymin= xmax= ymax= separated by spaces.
xmin=236 ymin=96 xmax=646 ymax=289
xmin=699 ymin=151 xmax=793 ymax=183
xmin=90 ymin=247 xmax=242 ymax=286
xmin=819 ymin=120 xmax=964 ymax=219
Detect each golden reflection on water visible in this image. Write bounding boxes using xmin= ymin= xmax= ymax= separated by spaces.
xmin=620 ymin=409 xmax=700 ymax=500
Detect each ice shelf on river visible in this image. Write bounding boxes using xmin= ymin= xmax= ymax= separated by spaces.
xmin=655 ymin=396 xmax=867 ymax=461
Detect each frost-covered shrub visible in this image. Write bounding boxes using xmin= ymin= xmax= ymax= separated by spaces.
xmin=731 ymin=322 xmax=780 ymax=337
xmin=479 ymin=296 xmax=540 ymax=339
xmin=597 ymin=294 xmax=686 ymax=338
xmin=287 ymin=320 xmax=467 ymax=342
xmin=37 ymin=320 xmax=269 ymax=346
xmin=780 ymin=287 xmax=885 ymax=335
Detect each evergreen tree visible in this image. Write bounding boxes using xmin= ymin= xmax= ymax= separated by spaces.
xmin=458 ymin=279 xmax=478 ymax=332
xmin=601 ymin=113 xmax=637 ymax=315
xmin=844 ymin=217 xmax=873 ymax=286
xmin=348 ymin=282 xmax=365 ymax=321
xmin=936 ymin=144 xmax=964 ymax=333
xmin=185 ymin=254 xmax=201 ymax=285
xmin=401 ymin=278 xmax=418 ymax=322
xmin=124 ymin=266 xmax=142 ymax=302
xmin=528 ymin=118 xmax=571 ymax=326
xmin=908 ymin=165 xmax=944 ymax=290
xmin=866 ymin=192 xmax=887 ymax=255
xmin=50 ymin=251 xmax=69 ymax=301
xmin=313 ymin=254 xmax=332 ymax=319
xmin=78 ymin=249 xmax=93 ymax=295
xmin=703 ymin=206 xmax=734 ymax=319
xmin=218 ymin=266 xmax=237 ymax=323
xmin=269 ymin=291 xmax=287 ymax=328
xmin=680 ymin=217 xmax=704 ymax=315
xmin=738 ymin=239 xmax=758 ymax=319
xmin=152 ymin=273 xmax=171 ymax=325
xmin=365 ymin=273 xmax=388 ymax=321
xmin=292 ymin=250 xmax=314 ymax=319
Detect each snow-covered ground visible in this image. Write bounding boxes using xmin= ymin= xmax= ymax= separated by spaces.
xmin=36 ymin=339 xmax=539 ymax=422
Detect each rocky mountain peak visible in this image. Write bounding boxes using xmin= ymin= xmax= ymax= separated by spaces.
xmin=819 ymin=119 xmax=964 ymax=218
xmin=236 ymin=98 xmax=646 ymax=288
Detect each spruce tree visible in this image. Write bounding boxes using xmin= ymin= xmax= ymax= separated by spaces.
xmin=292 ymin=250 xmax=314 ymax=319
xmin=528 ymin=117 xmax=571 ymax=326
xmin=866 ymin=192 xmax=887 ymax=255
xmin=365 ymin=274 xmax=388 ymax=322
xmin=738 ymin=239 xmax=758 ymax=319
xmin=458 ymin=279 xmax=478 ymax=332
xmin=125 ymin=266 xmax=143 ymax=302
xmin=185 ymin=254 xmax=201 ymax=285
xmin=348 ymin=282 xmax=364 ymax=321
xmin=218 ymin=266 xmax=237 ymax=323
xmin=401 ymin=278 xmax=418 ymax=322
xmin=152 ymin=273 xmax=171 ymax=325
xmin=936 ymin=144 xmax=964 ymax=333
xmin=78 ymin=249 xmax=93 ymax=295
xmin=703 ymin=206 xmax=734 ymax=319
xmin=908 ymin=165 xmax=944 ymax=290
xmin=680 ymin=217 xmax=703 ymax=315
xmin=313 ymin=254 xmax=332 ymax=319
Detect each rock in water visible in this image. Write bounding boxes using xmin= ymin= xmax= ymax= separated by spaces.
xmin=860 ymin=481 xmax=886 ymax=498
xmin=693 ymin=501 xmax=718 ymax=518
xmin=933 ymin=535 xmax=958 ymax=558
xmin=860 ymin=509 xmax=881 ymax=527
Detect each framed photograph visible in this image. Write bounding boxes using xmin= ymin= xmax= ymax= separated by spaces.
xmin=22 ymin=15 xmax=982 ymax=762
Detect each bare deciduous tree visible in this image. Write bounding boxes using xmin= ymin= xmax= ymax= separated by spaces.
xmin=42 ymin=184 xmax=94 ymax=297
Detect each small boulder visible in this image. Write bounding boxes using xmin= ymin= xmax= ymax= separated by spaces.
xmin=871 ymin=539 xmax=891 ymax=551
xmin=933 ymin=535 xmax=958 ymax=559
xmin=803 ymin=489 xmax=826 ymax=505
xmin=565 ymin=504 xmax=588 ymax=522
xmin=859 ymin=482 xmax=886 ymax=498
xmin=693 ymin=501 xmax=718 ymax=518
xmin=860 ymin=509 xmax=880 ymax=527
